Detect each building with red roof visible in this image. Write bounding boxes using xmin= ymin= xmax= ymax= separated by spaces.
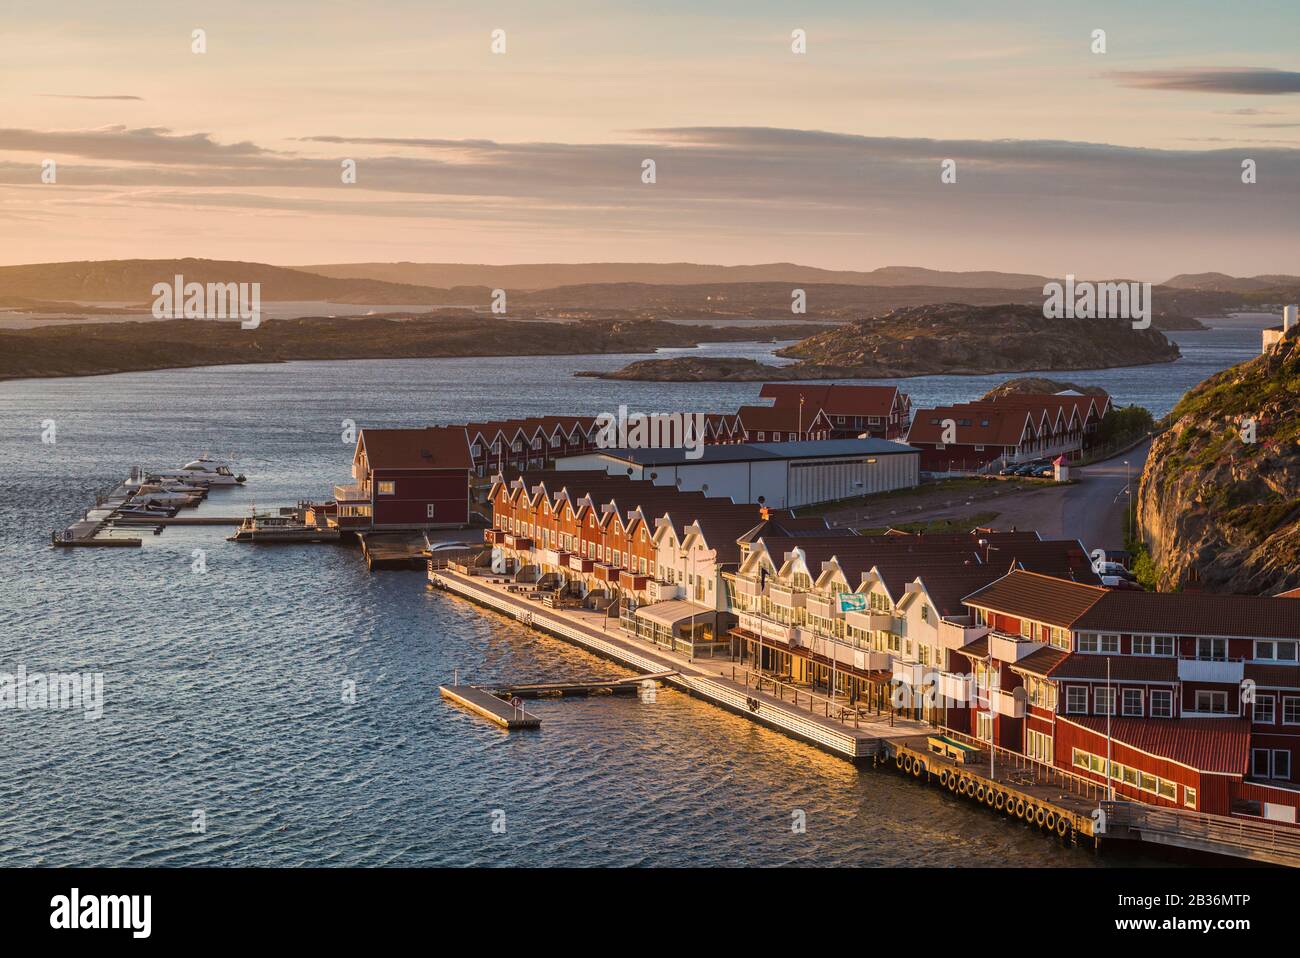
xmin=334 ymin=426 xmax=472 ymax=531
xmin=954 ymin=569 xmax=1300 ymax=822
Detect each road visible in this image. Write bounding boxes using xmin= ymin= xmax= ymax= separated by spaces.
xmin=839 ymin=440 xmax=1152 ymax=554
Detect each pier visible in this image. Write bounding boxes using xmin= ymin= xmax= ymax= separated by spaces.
xmin=493 ymin=671 xmax=676 ymax=699
xmin=439 ymin=685 xmax=542 ymax=729
xmin=429 ymin=566 xmax=928 ymax=761
xmin=881 ymin=734 xmax=1102 ymax=845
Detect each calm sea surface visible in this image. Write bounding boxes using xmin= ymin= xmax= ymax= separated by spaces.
xmin=0 ymin=316 xmax=1267 ymax=866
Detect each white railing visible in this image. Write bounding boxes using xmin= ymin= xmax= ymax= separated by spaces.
xmin=1177 ymin=657 xmax=1245 ymax=684
xmin=989 ymin=631 xmax=1046 ymax=663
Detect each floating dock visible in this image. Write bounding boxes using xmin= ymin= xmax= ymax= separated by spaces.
xmin=439 ymin=685 xmax=541 ymax=729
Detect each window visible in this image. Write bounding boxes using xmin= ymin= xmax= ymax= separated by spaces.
xmin=377 ymin=480 xmax=395 ymax=495
xmin=1077 ymin=633 xmax=1119 ymax=653
xmin=1285 ymin=697 xmax=1300 ymax=726
xmin=1065 ymin=686 xmax=1088 ymax=714
xmin=1255 ymin=640 xmax=1298 ymax=662
xmin=1253 ymin=749 xmax=1273 ymax=778
xmin=426 ymin=504 xmax=436 ymax=518
xmin=1254 ymin=695 xmax=1276 ymax=724
xmin=1132 ymin=635 xmax=1174 ymax=656
xmin=976 ymin=712 xmax=993 ymax=743
xmin=1184 ymin=786 xmax=1197 ymax=809
xmin=1195 ymin=690 xmax=1228 ymax=714
xmin=1150 ymin=689 xmax=1173 ymax=718
xmin=1026 ymin=729 xmax=1053 ymax=764
xmin=1197 ymin=637 xmax=1227 ymax=661
xmin=1275 ymin=750 xmax=1293 ymax=780
xmin=1095 ymin=687 xmax=1116 ymax=715
xmin=1122 ymin=688 xmax=1143 ymax=717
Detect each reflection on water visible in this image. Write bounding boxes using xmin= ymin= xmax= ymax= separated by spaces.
xmin=0 ymin=319 xmax=1262 ymax=865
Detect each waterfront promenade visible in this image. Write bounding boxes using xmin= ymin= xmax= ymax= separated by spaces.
xmin=430 ymin=568 xmax=931 ymax=760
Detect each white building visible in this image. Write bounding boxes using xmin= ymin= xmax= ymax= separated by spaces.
xmin=1263 ymin=304 xmax=1298 ymax=353
xmin=555 ymin=439 xmax=920 ymax=509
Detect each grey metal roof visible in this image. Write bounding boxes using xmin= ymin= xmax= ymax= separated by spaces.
xmin=575 ymin=438 xmax=919 ymax=467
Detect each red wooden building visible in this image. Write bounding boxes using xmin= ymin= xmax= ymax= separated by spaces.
xmin=955 ymin=570 xmax=1300 ymax=823
xmin=758 ymin=383 xmax=911 ymax=440
xmin=334 ymin=426 xmax=472 ymax=531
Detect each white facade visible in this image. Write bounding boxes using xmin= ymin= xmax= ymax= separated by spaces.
xmin=557 ymin=443 xmax=919 ymax=509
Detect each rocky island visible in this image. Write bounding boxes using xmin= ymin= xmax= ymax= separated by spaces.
xmin=1137 ymin=329 xmax=1300 ymax=594
xmin=581 ymin=303 xmax=1182 ymax=381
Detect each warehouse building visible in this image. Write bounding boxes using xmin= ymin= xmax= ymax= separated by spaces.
xmin=554 ymin=438 xmax=918 ymax=509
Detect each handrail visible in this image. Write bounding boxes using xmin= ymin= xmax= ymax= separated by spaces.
xmin=939 ymin=726 xmax=1103 ymax=801
xmin=1102 ymin=801 xmax=1300 ymax=857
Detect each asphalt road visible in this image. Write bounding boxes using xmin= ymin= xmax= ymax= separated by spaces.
xmin=847 ymin=440 xmax=1153 ymax=554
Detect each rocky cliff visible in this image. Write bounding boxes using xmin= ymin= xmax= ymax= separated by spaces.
xmin=1137 ymin=329 xmax=1300 ymax=594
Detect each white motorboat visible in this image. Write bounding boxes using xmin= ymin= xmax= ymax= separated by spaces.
xmin=151 ymin=456 xmax=246 ymax=486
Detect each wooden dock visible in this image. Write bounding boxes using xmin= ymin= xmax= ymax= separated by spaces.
xmin=494 ymin=671 xmax=676 ymax=699
xmin=439 ymin=685 xmax=541 ymax=729
xmin=359 ymin=533 xmax=430 ymax=571
xmin=882 ymin=735 xmax=1101 ymax=844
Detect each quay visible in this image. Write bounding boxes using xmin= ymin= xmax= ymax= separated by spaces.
xmin=429 ymin=566 xmax=930 ymax=761
xmin=880 ymin=734 xmax=1102 ymax=845
xmin=439 ymin=684 xmax=541 ymax=729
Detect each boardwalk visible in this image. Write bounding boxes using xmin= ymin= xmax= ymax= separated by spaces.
xmin=430 ymin=568 xmax=931 ymax=761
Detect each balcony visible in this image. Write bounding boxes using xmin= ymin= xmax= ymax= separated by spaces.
xmin=799 ymin=632 xmax=890 ymax=672
xmin=334 ymin=483 xmax=369 ymax=503
xmin=734 ymin=577 xmax=761 ymax=597
xmin=1178 ymin=657 xmax=1245 ymax=684
xmin=992 ymin=688 xmax=1027 ymax=718
xmin=893 ymin=661 xmax=926 ymax=687
xmin=805 ymin=595 xmax=837 ymax=620
xmin=503 ymin=534 xmax=533 ymax=550
xmin=938 ymin=671 xmax=973 ymax=704
xmin=844 ymin=610 xmax=900 ymax=633
xmin=483 ymin=529 xmax=506 ymax=545
xmin=989 ymin=631 xmax=1046 ymax=664
xmin=568 ymin=555 xmax=594 ymax=573
xmin=938 ymin=620 xmax=989 ymax=652
xmin=768 ymin=585 xmax=807 ymax=609
xmin=648 ymin=581 xmax=683 ymax=602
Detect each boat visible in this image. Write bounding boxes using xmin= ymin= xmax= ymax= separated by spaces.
xmin=228 ymin=513 xmax=338 ymax=543
xmin=151 ymin=456 xmax=246 ymax=486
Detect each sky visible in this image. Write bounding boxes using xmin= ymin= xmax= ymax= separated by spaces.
xmin=1 ymin=0 xmax=1298 ymax=279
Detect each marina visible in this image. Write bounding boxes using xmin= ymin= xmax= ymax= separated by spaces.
xmin=438 ymin=685 xmax=542 ymax=730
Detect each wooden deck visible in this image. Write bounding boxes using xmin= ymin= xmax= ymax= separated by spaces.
xmin=439 ymin=685 xmax=541 ymax=729
xmin=883 ymin=735 xmax=1102 ymax=843
xmin=1101 ymin=800 xmax=1300 ymax=867
xmin=494 ymin=671 xmax=676 ymax=699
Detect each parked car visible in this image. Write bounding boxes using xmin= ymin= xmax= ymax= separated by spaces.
xmin=1101 ymin=575 xmax=1144 ymax=590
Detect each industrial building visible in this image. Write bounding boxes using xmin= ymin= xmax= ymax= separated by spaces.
xmin=553 ymin=438 xmax=919 ymax=509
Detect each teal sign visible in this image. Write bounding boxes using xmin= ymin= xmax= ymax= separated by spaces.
xmin=838 ymin=593 xmax=867 ymax=613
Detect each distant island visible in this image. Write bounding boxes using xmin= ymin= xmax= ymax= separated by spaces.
xmin=0 ymin=315 xmax=834 ymax=382
xmin=580 ymin=304 xmax=1182 ymax=381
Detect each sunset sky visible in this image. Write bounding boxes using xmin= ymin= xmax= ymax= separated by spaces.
xmin=2 ymin=0 xmax=1298 ymax=277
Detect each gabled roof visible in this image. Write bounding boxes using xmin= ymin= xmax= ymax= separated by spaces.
xmin=358 ymin=426 xmax=472 ymax=470
xmin=1075 ymin=591 xmax=1300 ymax=640
xmin=759 ymin=383 xmax=901 ymax=419
xmin=962 ymin=570 xmax=1109 ymax=628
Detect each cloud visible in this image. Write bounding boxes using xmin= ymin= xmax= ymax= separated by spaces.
xmin=1111 ymin=68 xmax=1300 ymax=95
xmin=0 ymin=126 xmax=273 ymax=164
xmin=38 ymin=94 xmax=143 ymax=101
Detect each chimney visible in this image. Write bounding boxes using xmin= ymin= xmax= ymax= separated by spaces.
xmin=1285 ymin=305 xmax=1298 ymax=332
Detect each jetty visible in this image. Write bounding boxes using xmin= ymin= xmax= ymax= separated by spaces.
xmin=54 ymin=458 xmax=246 ymax=549
xmin=439 ymin=685 xmax=541 ymax=729
xmin=493 ymin=671 xmax=676 ymax=699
